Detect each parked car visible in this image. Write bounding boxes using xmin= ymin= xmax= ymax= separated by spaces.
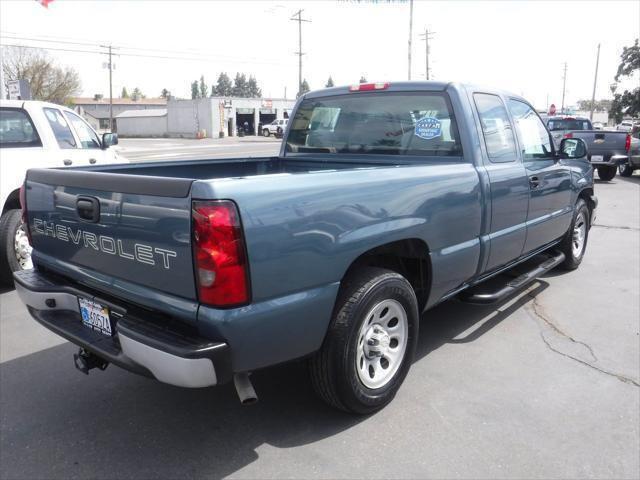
xmin=0 ymin=100 xmax=126 ymax=285
xmin=619 ymin=130 xmax=640 ymax=177
xmin=14 ymin=82 xmax=596 ymax=414
xmin=616 ymin=121 xmax=634 ymax=132
xmin=546 ymin=116 xmax=592 ymax=145
xmin=563 ymin=129 xmax=631 ymax=181
xmin=262 ymin=118 xmax=287 ymax=137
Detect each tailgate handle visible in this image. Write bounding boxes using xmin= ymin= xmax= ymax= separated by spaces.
xmin=595 ymin=133 xmax=605 ymax=140
xmin=76 ymin=196 xmax=100 ymax=222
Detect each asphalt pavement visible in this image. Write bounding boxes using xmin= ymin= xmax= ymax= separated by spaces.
xmin=0 ymin=165 xmax=638 ymax=479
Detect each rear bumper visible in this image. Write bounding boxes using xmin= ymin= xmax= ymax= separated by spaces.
xmin=589 ymin=154 xmax=627 ymax=166
xmin=13 ymin=269 xmax=232 ymax=388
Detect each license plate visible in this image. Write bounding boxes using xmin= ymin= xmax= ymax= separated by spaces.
xmin=591 ymin=155 xmax=604 ymax=162
xmin=78 ymin=297 xmax=112 ymax=336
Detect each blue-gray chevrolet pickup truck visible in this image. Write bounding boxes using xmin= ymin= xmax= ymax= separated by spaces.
xmin=14 ymin=82 xmax=597 ymax=414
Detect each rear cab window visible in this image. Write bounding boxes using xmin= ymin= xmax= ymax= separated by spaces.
xmin=547 ymin=119 xmax=592 ymax=131
xmin=0 ymin=108 xmax=42 ymax=148
xmin=286 ymin=92 xmax=463 ymax=158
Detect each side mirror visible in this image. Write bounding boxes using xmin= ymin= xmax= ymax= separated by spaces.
xmin=559 ymin=137 xmax=587 ymax=159
xmin=102 ymin=133 xmax=118 ymax=149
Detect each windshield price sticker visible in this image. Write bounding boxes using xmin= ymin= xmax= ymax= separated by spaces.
xmin=414 ymin=116 xmax=442 ymax=140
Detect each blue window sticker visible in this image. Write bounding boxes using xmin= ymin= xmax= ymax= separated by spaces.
xmin=414 ymin=116 xmax=442 ymax=140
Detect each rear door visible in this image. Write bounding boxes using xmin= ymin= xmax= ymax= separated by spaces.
xmin=507 ymin=99 xmax=572 ymax=253
xmin=26 ymin=168 xmax=196 ymax=300
xmin=473 ymin=93 xmax=529 ymax=271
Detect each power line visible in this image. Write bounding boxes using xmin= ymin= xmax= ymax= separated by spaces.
xmin=290 ymin=9 xmax=311 ymax=97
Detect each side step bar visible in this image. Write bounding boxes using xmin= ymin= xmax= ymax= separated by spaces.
xmin=459 ymin=252 xmax=566 ymax=305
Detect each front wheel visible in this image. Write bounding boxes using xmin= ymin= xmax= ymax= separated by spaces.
xmin=309 ymin=267 xmax=419 ymax=414
xmin=558 ymin=199 xmax=590 ymax=270
xmin=619 ymin=163 xmax=634 ymax=177
xmin=597 ymin=165 xmax=616 ymax=181
xmin=262 ymin=129 xmax=270 ymax=137
xmin=0 ymin=209 xmax=33 ymax=285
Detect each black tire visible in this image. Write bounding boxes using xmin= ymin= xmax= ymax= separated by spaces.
xmin=262 ymin=128 xmax=270 ymax=137
xmin=558 ymin=199 xmax=590 ymax=270
xmin=597 ymin=165 xmax=616 ymax=181
xmin=619 ymin=163 xmax=634 ymax=177
xmin=0 ymin=209 xmax=27 ymax=285
xmin=309 ymin=267 xmax=419 ymax=414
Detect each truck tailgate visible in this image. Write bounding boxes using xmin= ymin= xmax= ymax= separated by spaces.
xmin=25 ymin=168 xmax=196 ymax=300
xmin=572 ymin=130 xmax=628 ymax=156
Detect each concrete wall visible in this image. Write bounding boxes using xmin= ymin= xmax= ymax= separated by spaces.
xmin=116 ymin=116 xmax=168 ymax=137
xmin=167 ymin=98 xmax=214 ymax=138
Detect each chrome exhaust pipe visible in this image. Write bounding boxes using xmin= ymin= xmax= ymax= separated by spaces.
xmin=233 ymin=373 xmax=258 ymax=405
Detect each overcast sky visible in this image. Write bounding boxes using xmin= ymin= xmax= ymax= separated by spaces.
xmin=1 ymin=0 xmax=638 ymax=109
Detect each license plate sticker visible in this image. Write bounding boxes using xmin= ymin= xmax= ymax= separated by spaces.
xmin=78 ymin=297 xmax=112 ymax=336
xmin=591 ymin=155 xmax=604 ymax=162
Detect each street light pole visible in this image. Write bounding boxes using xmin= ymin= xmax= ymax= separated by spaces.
xmin=420 ymin=28 xmax=435 ymax=80
xmin=561 ymin=62 xmax=567 ymax=115
xmin=589 ymin=44 xmax=601 ymax=121
xmin=407 ymin=0 xmax=413 ymax=80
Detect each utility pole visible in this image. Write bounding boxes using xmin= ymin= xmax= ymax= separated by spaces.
xmin=290 ymin=9 xmax=311 ymax=97
xmin=100 ymin=44 xmax=117 ymax=131
xmin=420 ymin=28 xmax=435 ymax=80
xmin=561 ymin=62 xmax=567 ymax=115
xmin=407 ymin=0 xmax=413 ymax=80
xmin=589 ymin=44 xmax=601 ymax=121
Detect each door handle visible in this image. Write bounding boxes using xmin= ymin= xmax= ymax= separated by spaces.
xmin=63 ymin=159 xmax=73 ymax=166
xmin=529 ymin=176 xmax=540 ymax=189
xmin=89 ymin=158 xmax=97 ymax=164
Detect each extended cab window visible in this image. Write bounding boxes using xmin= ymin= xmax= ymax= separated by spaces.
xmin=508 ymin=99 xmax=554 ymax=159
xmin=43 ymin=107 xmax=76 ymax=149
xmin=64 ymin=111 xmax=101 ymax=149
xmin=286 ymin=92 xmax=462 ymax=157
xmin=473 ymin=93 xmax=516 ymax=162
xmin=0 ymin=108 xmax=42 ymax=148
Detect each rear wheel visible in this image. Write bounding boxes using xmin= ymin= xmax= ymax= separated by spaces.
xmin=597 ymin=165 xmax=616 ymax=181
xmin=262 ymin=128 xmax=270 ymax=137
xmin=619 ymin=163 xmax=634 ymax=177
xmin=0 ymin=209 xmax=32 ymax=285
xmin=309 ymin=267 xmax=419 ymax=414
xmin=559 ymin=199 xmax=589 ymax=270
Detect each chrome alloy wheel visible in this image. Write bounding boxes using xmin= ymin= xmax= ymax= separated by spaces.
xmin=14 ymin=221 xmax=33 ymax=270
xmin=572 ymin=211 xmax=587 ymax=258
xmin=356 ymin=299 xmax=408 ymax=389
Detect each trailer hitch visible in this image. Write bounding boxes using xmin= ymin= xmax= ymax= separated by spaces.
xmin=73 ymin=348 xmax=109 ymax=375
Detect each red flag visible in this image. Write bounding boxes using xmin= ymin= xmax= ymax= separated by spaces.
xmin=37 ymin=0 xmax=54 ymax=8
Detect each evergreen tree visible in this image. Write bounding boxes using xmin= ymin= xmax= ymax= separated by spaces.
xmin=232 ymin=73 xmax=248 ymax=97
xmin=298 ymin=78 xmax=310 ymax=97
xmin=131 ymin=87 xmax=144 ymax=100
xmin=247 ymin=76 xmax=261 ymax=97
xmin=325 ymin=76 xmax=334 ymax=88
xmin=212 ymin=72 xmax=233 ymax=96
xmin=191 ymin=80 xmax=199 ymax=99
xmin=121 ymin=87 xmax=129 ymax=98
xmin=160 ymin=88 xmax=170 ymax=98
xmin=199 ymin=75 xmax=208 ymax=99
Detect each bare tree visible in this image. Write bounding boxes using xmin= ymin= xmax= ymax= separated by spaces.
xmin=2 ymin=47 xmax=81 ymax=104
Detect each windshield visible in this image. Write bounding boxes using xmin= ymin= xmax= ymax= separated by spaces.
xmin=286 ymin=92 xmax=462 ymax=157
xmin=547 ymin=119 xmax=592 ymax=131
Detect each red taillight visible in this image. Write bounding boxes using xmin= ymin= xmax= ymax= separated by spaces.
xmin=564 ymin=132 xmax=573 ymax=139
xmin=625 ymin=134 xmax=631 ymax=152
xmin=192 ymin=200 xmax=249 ymax=307
xmin=19 ymin=182 xmax=32 ymax=245
xmin=349 ymin=82 xmax=390 ymax=92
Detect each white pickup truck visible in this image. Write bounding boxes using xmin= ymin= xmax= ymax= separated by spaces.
xmin=262 ymin=118 xmax=288 ymax=137
xmin=0 ymin=100 xmax=127 ymax=285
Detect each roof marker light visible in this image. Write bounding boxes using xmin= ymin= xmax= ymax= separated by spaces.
xmin=349 ymin=82 xmax=390 ymax=92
